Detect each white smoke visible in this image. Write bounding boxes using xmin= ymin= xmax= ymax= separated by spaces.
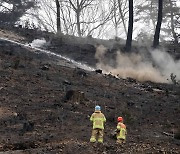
xmin=95 ymin=44 xmax=107 ymax=60
xmin=95 ymin=45 xmax=180 ymax=83
xmin=151 ymin=49 xmax=180 ymax=81
xmin=30 ymin=38 xmax=47 ymax=48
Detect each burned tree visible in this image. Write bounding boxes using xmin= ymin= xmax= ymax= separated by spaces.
xmin=125 ymin=0 xmax=133 ymax=52
xmin=153 ymin=0 xmax=163 ymax=48
xmin=55 ymin=0 xmax=61 ymax=33
xmin=65 ymin=90 xmax=85 ymax=103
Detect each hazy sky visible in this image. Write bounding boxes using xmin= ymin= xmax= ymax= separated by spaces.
xmin=1 ymin=0 xmax=179 ymax=40
xmin=21 ymin=0 xmax=180 ymax=40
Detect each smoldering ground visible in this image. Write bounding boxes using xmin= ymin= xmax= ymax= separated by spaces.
xmin=95 ymin=44 xmax=180 ymax=83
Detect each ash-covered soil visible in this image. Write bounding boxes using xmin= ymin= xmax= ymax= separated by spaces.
xmin=0 ymin=28 xmax=180 ymax=154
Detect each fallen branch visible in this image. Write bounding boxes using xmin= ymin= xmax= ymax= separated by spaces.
xmin=162 ymin=132 xmax=174 ymax=137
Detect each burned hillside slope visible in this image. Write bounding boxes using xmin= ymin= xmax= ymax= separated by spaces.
xmin=0 ymin=34 xmax=180 ymax=153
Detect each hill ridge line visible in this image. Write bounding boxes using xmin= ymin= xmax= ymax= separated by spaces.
xmin=0 ymin=37 xmax=95 ymax=72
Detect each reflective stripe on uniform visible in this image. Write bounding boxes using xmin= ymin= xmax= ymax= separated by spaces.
xmin=117 ymin=122 xmax=127 ymax=140
xmin=117 ymin=128 xmax=126 ymax=139
xmin=98 ymin=138 xmax=103 ymax=143
xmin=90 ymin=112 xmax=106 ymax=129
xmin=90 ymin=137 xmax=96 ymax=142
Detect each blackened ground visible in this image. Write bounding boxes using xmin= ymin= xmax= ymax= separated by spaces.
xmin=0 ymin=30 xmax=180 ymax=154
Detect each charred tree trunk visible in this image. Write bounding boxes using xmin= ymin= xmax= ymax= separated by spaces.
xmin=76 ymin=10 xmax=81 ymax=37
xmin=56 ymin=0 xmax=61 ymax=33
xmin=153 ymin=0 xmax=163 ymax=48
xmin=125 ymin=0 xmax=133 ymax=52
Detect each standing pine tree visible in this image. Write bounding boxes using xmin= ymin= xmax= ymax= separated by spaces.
xmin=55 ymin=0 xmax=61 ymax=33
xmin=125 ymin=0 xmax=133 ymax=52
xmin=0 ymin=0 xmax=36 ymax=25
xmin=153 ymin=0 xmax=163 ymax=48
xmin=136 ymin=0 xmax=179 ymax=45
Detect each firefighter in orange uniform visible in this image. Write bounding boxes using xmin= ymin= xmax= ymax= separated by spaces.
xmin=90 ymin=105 xmax=106 ymax=143
xmin=116 ymin=116 xmax=127 ymax=144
